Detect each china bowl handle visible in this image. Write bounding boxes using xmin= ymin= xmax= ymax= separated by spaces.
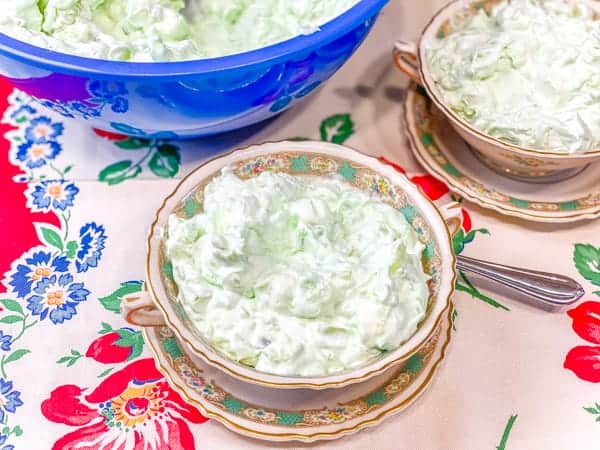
xmin=438 ymin=202 xmax=463 ymax=236
xmin=393 ymin=40 xmax=422 ymax=84
xmin=121 ymin=288 xmax=166 ymax=327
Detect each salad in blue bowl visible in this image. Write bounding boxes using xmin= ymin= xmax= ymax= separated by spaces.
xmin=0 ymin=0 xmax=388 ymax=138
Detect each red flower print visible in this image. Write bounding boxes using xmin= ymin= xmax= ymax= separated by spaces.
xmin=42 ymin=358 xmax=208 ymax=450
xmin=564 ymin=346 xmax=600 ymax=383
xmin=92 ymin=128 xmax=128 ymax=141
xmin=461 ymin=209 xmax=472 ymax=233
xmin=376 ymin=157 xmax=450 ymax=201
xmin=0 ymin=78 xmax=60 ymax=283
xmin=564 ymin=301 xmax=600 ymax=383
xmin=86 ymin=331 xmax=134 ymax=364
xmin=409 ymin=175 xmax=450 ymax=201
xmin=567 ymin=302 xmax=600 ymax=344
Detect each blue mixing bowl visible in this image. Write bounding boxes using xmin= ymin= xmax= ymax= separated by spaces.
xmin=0 ymin=0 xmax=388 ymax=139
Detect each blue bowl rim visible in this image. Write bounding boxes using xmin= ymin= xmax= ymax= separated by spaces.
xmin=0 ymin=0 xmax=388 ymax=78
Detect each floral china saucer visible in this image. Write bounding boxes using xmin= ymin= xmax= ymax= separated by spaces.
xmin=403 ymin=85 xmax=600 ymax=223
xmin=144 ymin=305 xmax=453 ymax=442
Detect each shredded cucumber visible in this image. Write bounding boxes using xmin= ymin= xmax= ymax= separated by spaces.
xmin=426 ymin=0 xmax=599 ymax=153
xmin=166 ymin=168 xmax=429 ymax=376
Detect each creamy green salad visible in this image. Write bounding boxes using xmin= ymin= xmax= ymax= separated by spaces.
xmin=425 ymin=0 xmax=599 ymax=153
xmin=166 ymin=168 xmax=429 ymax=377
xmin=1 ymin=0 xmax=358 ymax=61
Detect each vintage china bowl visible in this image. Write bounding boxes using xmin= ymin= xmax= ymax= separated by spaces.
xmin=393 ymin=0 xmax=600 ymax=183
xmin=121 ymin=140 xmax=459 ymax=389
xmin=0 ymin=0 xmax=387 ymax=139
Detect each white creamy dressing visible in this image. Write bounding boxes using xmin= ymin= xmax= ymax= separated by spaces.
xmin=0 ymin=0 xmax=358 ymax=61
xmin=425 ymin=0 xmax=600 ymax=153
xmin=166 ymin=168 xmax=429 ymax=377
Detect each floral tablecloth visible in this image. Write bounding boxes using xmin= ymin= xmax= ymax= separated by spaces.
xmin=1 ymin=2 xmax=599 ymax=449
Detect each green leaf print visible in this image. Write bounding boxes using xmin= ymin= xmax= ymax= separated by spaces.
xmin=583 ymin=403 xmax=600 ymax=423
xmin=0 ymin=310 xmax=36 ymax=378
xmin=0 ymin=299 xmax=23 ymax=316
xmin=65 ymin=240 xmax=78 ymax=259
xmin=34 ymin=224 xmax=64 ymax=251
xmin=0 ymin=316 xmax=22 ymax=324
xmin=450 ymin=222 xmax=506 ymax=311
xmin=452 ymin=228 xmax=489 ymax=255
xmin=56 ymin=350 xmax=83 ymax=368
xmin=497 ymin=415 xmax=518 ymax=450
xmin=149 ymin=144 xmax=181 ymax=178
xmin=100 ymin=139 xmax=182 ymax=184
xmin=4 ymin=349 xmax=31 ymax=365
xmin=115 ymin=137 xmax=151 ymax=150
xmin=98 ymin=367 xmax=115 ymax=378
xmin=573 ymin=244 xmax=600 ymax=286
xmin=98 ymin=281 xmax=143 ymax=314
xmin=99 ymin=160 xmax=142 ymax=185
xmin=320 ymin=113 xmax=354 ymax=144
xmin=99 ymin=322 xmax=113 ymax=334
xmin=456 ymin=270 xmax=509 ymax=311
xmin=115 ymin=329 xmax=144 ymax=361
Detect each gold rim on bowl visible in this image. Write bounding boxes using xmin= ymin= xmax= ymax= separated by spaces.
xmin=139 ymin=140 xmax=457 ymax=389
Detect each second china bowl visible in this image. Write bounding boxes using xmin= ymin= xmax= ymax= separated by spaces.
xmin=393 ymin=0 xmax=600 ymax=182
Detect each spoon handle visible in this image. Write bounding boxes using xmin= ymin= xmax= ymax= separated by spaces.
xmin=456 ymin=255 xmax=585 ymax=307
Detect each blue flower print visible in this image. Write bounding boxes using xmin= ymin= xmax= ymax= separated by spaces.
xmin=110 ymin=96 xmax=129 ymax=113
xmin=0 ymin=332 xmax=11 ymax=352
xmin=0 ymin=433 xmax=14 ymax=450
xmin=0 ymin=431 xmax=13 ymax=450
xmin=9 ymin=103 xmax=36 ymax=120
xmin=88 ymin=80 xmax=127 ymax=99
xmin=88 ymin=80 xmax=129 ymax=113
xmin=0 ymin=379 xmax=23 ymax=424
xmin=39 ymin=99 xmax=75 ymax=118
xmin=70 ymin=101 xmax=101 ymax=119
xmin=27 ymin=180 xmax=79 ymax=213
xmin=24 ymin=116 xmax=63 ymax=143
xmin=3 ymin=247 xmax=70 ymax=298
xmin=76 ymin=223 xmax=107 ymax=273
xmin=26 ymin=273 xmax=89 ymax=324
xmin=15 ymin=140 xmax=61 ymax=169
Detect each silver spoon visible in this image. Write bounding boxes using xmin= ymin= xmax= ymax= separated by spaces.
xmin=456 ymin=255 xmax=585 ymax=308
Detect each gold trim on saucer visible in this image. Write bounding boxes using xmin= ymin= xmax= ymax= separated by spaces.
xmin=404 ymin=87 xmax=600 ymax=223
xmin=144 ymin=304 xmax=454 ymax=441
